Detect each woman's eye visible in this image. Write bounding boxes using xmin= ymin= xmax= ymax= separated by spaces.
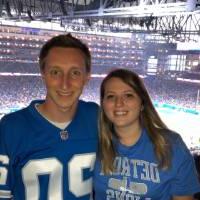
xmin=124 ymin=93 xmax=134 ymax=98
xmin=105 ymin=95 xmax=115 ymax=100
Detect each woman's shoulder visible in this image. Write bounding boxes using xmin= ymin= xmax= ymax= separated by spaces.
xmin=162 ymin=130 xmax=184 ymax=145
xmin=162 ymin=129 xmax=192 ymax=159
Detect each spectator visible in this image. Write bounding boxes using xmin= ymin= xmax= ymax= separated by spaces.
xmin=0 ymin=33 xmax=98 ymax=199
xmin=94 ymin=69 xmax=200 ymax=199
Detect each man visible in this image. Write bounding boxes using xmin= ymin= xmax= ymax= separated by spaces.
xmin=0 ymin=34 xmax=98 ymax=199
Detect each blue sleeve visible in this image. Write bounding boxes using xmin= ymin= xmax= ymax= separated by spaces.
xmin=170 ymin=134 xmax=200 ymax=195
xmin=0 ymin=118 xmax=13 ymax=199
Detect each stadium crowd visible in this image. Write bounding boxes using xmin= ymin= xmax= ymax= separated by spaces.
xmin=145 ymin=76 xmax=200 ymax=109
xmin=0 ymin=75 xmax=199 ymax=111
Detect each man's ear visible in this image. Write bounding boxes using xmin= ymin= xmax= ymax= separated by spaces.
xmin=40 ymin=67 xmax=45 ymax=78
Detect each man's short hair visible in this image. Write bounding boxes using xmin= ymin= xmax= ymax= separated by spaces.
xmin=39 ymin=33 xmax=91 ymax=73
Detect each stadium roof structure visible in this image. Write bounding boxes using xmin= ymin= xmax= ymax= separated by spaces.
xmin=0 ymin=0 xmax=199 ymax=19
xmin=0 ymin=0 xmax=199 ymax=41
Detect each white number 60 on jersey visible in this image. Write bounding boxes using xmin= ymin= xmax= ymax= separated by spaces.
xmin=0 ymin=153 xmax=96 ymax=200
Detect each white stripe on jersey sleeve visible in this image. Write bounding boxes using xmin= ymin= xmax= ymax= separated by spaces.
xmin=0 ymin=190 xmax=13 ymax=199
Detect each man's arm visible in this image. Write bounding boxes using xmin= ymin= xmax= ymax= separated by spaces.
xmin=173 ymin=196 xmax=194 ymax=200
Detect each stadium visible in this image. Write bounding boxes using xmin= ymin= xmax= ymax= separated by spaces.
xmin=0 ymin=0 xmax=200 ymax=199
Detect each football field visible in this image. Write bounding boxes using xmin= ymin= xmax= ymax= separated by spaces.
xmin=157 ymin=107 xmax=200 ymax=149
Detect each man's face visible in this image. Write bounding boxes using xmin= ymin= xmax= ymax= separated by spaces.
xmin=41 ymin=47 xmax=90 ymax=114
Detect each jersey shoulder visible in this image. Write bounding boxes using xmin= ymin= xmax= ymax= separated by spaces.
xmin=0 ymin=101 xmax=43 ymax=155
xmin=0 ymin=100 xmax=42 ymax=126
xmin=78 ymin=100 xmax=99 ymax=118
xmin=79 ymin=100 xmax=99 ymax=110
xmin=1 ymin=106 xmax=29 ymax=127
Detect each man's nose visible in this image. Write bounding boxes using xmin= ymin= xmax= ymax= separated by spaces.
xmin=61 ymin=74 xmax=71 ymax=90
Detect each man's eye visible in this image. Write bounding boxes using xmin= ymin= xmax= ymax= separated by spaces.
xmin=71 ymin=70 xmax=82 ymax=78
xmin=50 ymin=69 xmax=61 ymax=77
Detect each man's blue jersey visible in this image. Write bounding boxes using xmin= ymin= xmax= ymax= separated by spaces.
xmin=94 ymin=129 xmax=200 ymax=200
xmin=0 ymin=100 xmax=99 ymax=200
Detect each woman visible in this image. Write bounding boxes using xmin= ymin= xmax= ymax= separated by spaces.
xmin=94 ymin=69 xmax=200 ymax=200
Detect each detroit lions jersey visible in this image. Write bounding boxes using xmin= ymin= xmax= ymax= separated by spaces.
xmin=94 ymin=129 xmax=200 ymax=200
xmin=0 ymin=100 xmax=99 ymax=200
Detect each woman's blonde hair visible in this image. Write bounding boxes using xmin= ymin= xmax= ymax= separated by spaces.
xmin=99 ymin=69 xmax=172 ymax=174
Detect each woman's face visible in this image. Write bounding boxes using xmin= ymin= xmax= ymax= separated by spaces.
xmin=102 ymin=77 xmax=143 ymax=131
